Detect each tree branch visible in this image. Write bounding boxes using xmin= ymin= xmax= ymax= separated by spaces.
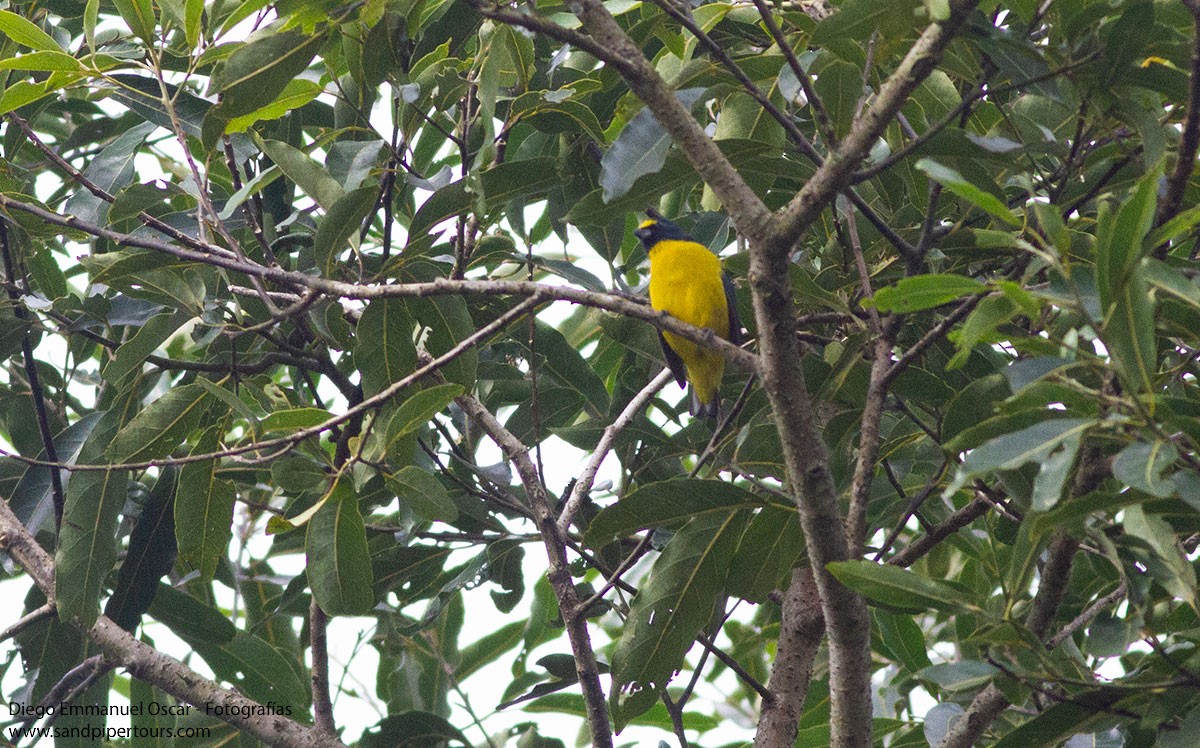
xmin=1159 ymin=2 xmax=1200 ymax=226
xmin=454 ymin=391 xmax=614 ymax=748
xmin=753 ymin=566 xmax=825 ymax=748
xmin=0 ymin=499 xmax=348 ymax=748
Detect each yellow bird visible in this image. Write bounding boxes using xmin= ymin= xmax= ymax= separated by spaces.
xmin=635 ymin=215 xmax=743 ymax=419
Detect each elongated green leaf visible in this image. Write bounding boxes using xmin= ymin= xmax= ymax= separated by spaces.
xmin=385 ymin=466 xmax=458 ymax=522
xmin=112 ymin=0 xmax=156 ymax=43
xmin=202 ymin=29 xmax=326 ymax=146
xmin=1030 ymin=434 xmax=1082 ymax=512
xmin=387 ymin=384 xmax=463 ymax=441
xmin=130 ymin=676 xmax=176 ymax=747
xmin=945 ymin=418 xmax=1094 ymax=497
xmin=1104 ymin=261 xmax=1157 ymax=393
xmin=403 ymin=292 xmax=477 ymax=389
xmin=1124 ymin=505 xmax=1197 ymax=609
xmin=727 ymin=505 xmax=804 ymax=603
xmin=1113 ymin=439 xmax=1178 ymax=498
xmin=175 ymin=425 xmax=235 ymax=583
xmin=260 ymin=139 xmax=345 ymax=211
xmin=359 ymin=712 xmax=470 ymax=748
xmin=307 ymin=481 xmax=375 ymax=616
xmin=191 ymin=631 xmax=310 ymax=711
xmin=916 ymin=158 xmax=1020 ymax=226
xmin=107 ymin=383 xmax=213 ymax=463
xmin=527 ymin=320 xmax=609 ymax=416
xmin=600 ymin=89 xmax=704 ymax=202
xmin=870 ymin=274 xmax=985 ymax=313
xmin=104 ymin=468 xmax=177 ymax=632
xmin=315 ymin=185 xmax=378 ymax=277
xmin=102 ymin=310 xmax=191 ymax=386
xmin=55 ymin=410 xmax=129 ymax=628
xmin=0 ymin=51 xmax=84 ymax=71
xmin=407 ymin=157 xmax=560 ymax=244
xmin=148 ymin=584 xmax=236 ymax=643
xmin=0 ymin=10 xmax=61 ymax=50
xmin=585 ymin=478 xmax=762 ymax=548
xmin=10 ymin=412 xmax=102 ymax=536
xmin=826 ymin=561 xmax=979 ymax=613
xmin=610 ymin=510 xmax=746 ymax=728
xmin=357 ymin=298 xmax=417 ymax=397
xmin=226 ymin=78 xmax=322 ymax=133
xmin=1096 ymin=166 xmax=1160 ymax=309
xmin=261 ymin=407 xmax=333 ymax=432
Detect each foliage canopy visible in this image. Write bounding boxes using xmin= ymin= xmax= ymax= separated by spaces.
xmin=1 ymin=1 xmax=1200 ymax=748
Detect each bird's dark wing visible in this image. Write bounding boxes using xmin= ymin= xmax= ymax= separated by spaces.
xmin=658 ymin=331 xmax=688 ymax=387
xmin=723 ymin=272 xmax=743 ymax=345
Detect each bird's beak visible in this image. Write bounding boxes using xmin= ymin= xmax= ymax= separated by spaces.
xmin=634 ymin=228 xmax=650 ymax=240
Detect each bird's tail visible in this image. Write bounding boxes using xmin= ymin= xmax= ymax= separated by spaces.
xmin=691 ymin=388 xmax=720 ymax=420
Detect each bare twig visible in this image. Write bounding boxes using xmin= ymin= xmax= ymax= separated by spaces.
xmin=0 ymin=219 xmax=64 ymax=527
xmin=309 ymin=599 xmax=337 ymax=736
xmin=557 ymin=369 xmax=673 ymax=534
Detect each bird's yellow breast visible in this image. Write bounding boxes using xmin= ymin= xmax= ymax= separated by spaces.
xmin=647 ymin=239 xmax=729 ymax=337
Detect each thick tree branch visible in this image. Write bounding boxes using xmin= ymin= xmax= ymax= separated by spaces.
xmin=753 ymin=566 xmax=825 ymax=748
xmin=771 ymin=1 xmax=981 ymax=248
xmin=1160 ymin=2 xmax=1200 ymax=226
xmin=454 ymin=392 xmax=614 ymax=748
xmin=0 ymin=193 xmax=758 ymax=376
xmin=0 ymin=499 xmax=348 ymax=748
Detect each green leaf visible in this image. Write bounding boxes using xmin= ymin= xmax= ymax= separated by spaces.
xmin=945 ymin=418 xmax=1094 ymax=498
xmin=811 ymin=60 xmax=861 ymax=139
xmin=599 ymin=89 xmax=704 ymax=202
xmin=727 ymin=505 xmax=804 ymax=603
xmin=610 ymin=509 xmax=746 ymax=728
xmin=107 ymin=384 xmax=214 ymax=464
xmin=0 ymin=10 xmax=62 ymax=51
xmin=66 ymin=122 xmax=157 ymax=226
xmin=203 ymin=29 xmax=326 ymax=147
xmin=388 ymin=465 xmax=458 ymax=523
xmin=528 ymin=320 xmax=609 ymax=416
xmin=404 ymin=292 xmax=478 ymax=389
xmin=387 ymin=384 xmax=463 ymax=440
xmin=1029 ymin=433 xmax=1082 ymax=512
xmin=104 ymin=468 xmax=178 ymax=632
xmin=1113 ymin=439 xmax=1179 ymax=498
xmin=827 ymin=561 xmax=978 ymax=613
xmin=1124 ymin=505 xmax=1197 ymax=609
xmin=357 ymin=298 xmax=417 ymax=397
xmin=874 ymin=610 xmax=933 ymax=673
xmin=260 ymin=139 xmax=345 ymax=211
xmin=1103 ymin=261 xmax=1157 ymax=393
xmin=360 ymin=712 xmax=470 ymax=748
xmin=261 ymin=407 xmax=333 ymax=432
xmin=306 ymin=480 xmax=375 ymax=616
xmin=130 ymin=676 xmax=176 ymax=748
xmin=915 ymin=158 xmax=1020 ymax=226
xmin=175 ymin=425 xmax=235 ymax=583
xmin=1096 ymin=165 xmax=1160 ymax=309
xmin=148 ymin=584 xmax=236 ymax=643
xmin=0 ymin=51 xmax=84 ymax=72
xmin=584 ymin=478 xmax=762 ymax=547
xmin=191 ymin=631 xmax=310 ymax=711
xmin=112 ymin=0 xmax=156 ymax=43
xmin=315 ymin=185 xmax=379 ymax=277
xmin=55 ymin=410 xmax=129 ymax=628
xmin=225 ymin=78 xmax=323 ymax=133
xmin=870 ymin=274 xmax=985 ymax=313
xmin=102 ymin=310 xmax=191 ymax=386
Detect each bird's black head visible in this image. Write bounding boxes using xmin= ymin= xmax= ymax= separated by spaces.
xmin=633 ymin=215 xmax=690 ymax=250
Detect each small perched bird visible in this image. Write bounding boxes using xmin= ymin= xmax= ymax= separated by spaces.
xmin=635 ymin=213 xmax=742 ymax=419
